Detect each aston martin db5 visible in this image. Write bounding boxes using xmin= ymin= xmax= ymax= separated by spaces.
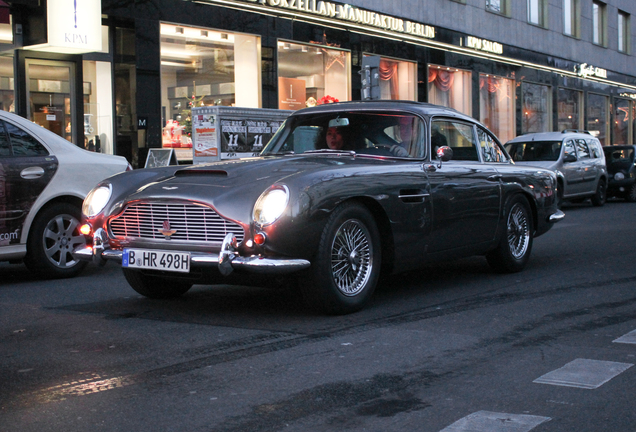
xmin=74 ymin=101 xmax=564 ymax=314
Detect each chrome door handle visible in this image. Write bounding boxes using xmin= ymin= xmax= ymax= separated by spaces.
xmin=20 ymin=166 xmax=45 ymax=179
xmin=487 ymin=174 xmax=503 ymax=181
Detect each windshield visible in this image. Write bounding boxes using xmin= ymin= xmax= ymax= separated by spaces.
xmin=262 ymin=111 xmax=425 ymax=158
xmin=604 ymin=147 xmax=635 ymax=170
xmin=505 ymin=141 xmax=562 ymax=162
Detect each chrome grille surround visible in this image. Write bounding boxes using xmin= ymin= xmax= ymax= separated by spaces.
xmin=108 ymin=201 xmax=244 ymax=244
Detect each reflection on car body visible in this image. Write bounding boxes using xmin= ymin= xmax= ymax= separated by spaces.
xmin=0 ymin=110 xmax=131 ymax=278
xmin=75 ymin=101 xmax=563 ymax=314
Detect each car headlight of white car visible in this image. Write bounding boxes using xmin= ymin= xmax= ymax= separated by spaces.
xmin=253 ymin=185 xmax=289 ymax=226
xmin=83 ymin=184 xmax=112 ymax=217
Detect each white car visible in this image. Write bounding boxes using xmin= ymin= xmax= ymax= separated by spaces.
xmin=0 ymin=110 xmax=131 ymax=278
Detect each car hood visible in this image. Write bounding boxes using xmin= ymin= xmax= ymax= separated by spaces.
xmin=110 ymin=155 xmax=393 ymax=222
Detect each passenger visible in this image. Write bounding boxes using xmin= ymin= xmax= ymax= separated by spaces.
xmin=326 ymin=126 xmax=346 ymax=150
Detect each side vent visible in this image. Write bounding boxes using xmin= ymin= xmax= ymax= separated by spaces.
xmin=398 ymin=189 xmax=429 ymax=203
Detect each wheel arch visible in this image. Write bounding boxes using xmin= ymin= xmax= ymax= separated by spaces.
xmin=23 ymin=195 xmax=84 ymax=245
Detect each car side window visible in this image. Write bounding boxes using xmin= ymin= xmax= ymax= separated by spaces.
xmin=477 ymin=127 xmax=507 ymax=162
xmin=575 ymin=139 xmax=590 ymax=159
xmin=0 ymin=122 xmax=10 ymax=156
xmin=564 ymin=139 xmax=576 ymax=160
xmin=588 ymin=139 xmax=602 ymax=158
xmin=432 ymin=120 xmax=479 ymax=161
xmin=4 ymin=121 xmax=49 ymax=156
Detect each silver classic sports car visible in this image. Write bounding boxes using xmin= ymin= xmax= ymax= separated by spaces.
xmin=75 ymin=101 xmax=564 ymax=314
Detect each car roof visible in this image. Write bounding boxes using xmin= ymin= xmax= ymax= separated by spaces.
xmin=507 ymin=130 xmax=596 ymax=143
xmin=292 ymin=100 xmax=476 ymax=123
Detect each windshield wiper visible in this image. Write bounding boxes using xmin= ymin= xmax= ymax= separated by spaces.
xmin=304 ymin=149 xmax=357 ymax=155
xmin=265 ymin=151 xmax=295 ymax=155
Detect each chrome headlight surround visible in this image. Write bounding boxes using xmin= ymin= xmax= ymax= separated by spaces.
xmin=253 ymin=185 xmax=289 ymax=226
xmin=82 ymin=184 xmax=112 ymax=217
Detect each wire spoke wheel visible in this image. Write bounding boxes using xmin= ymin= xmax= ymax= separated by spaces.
xmin=507 ymin=203 xmax=530 ymax=260
xmin=330 ymin=219 xmax=373 ymax=296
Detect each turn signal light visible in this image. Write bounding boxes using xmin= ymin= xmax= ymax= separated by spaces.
xmin=79 ymin=224 xmax=92 ymax=236
xmin=253 ymin=232 xmax=266 ymax=245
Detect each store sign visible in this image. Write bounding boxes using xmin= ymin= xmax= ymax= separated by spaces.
xmin=464 ymin=36 xmax=503 ymax=55
xmin=25 ymin=0 xmax=102 ymax=54
xmin=619 ymin=93 xmax=636 ymax=100
xmin=575 ymin=63 xmax=607 ymax=79
xmin=239 ymin=0 xmax=435 ymax=39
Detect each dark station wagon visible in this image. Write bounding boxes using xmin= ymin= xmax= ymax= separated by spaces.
xmin=75 ymin=101 xmax=564 ymax=314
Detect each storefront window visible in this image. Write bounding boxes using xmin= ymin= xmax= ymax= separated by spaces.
xmin=83 ymin=61 xmax=113 ymax=154
xmin=557 ymin=88 xmax=583 ymax=131
xmin=364 ymin=55 xmax=416 ymax=101
xmin=428 ymin=65 xmax=472 ymax=116
xmin=587 ymin=93 xmax=609 ymax=145
xmin=0 ymin=55 xmax=14 ymax=113
xmin=613 ymin=98 xmax=632 ymax=144
xmin=521 ymin=82 xmax=551 ymax=133
xmin=479 ymin=74 xmax=515 ymax=143
xmin=277 ymin=41 xmax=351 ymax=110
xmin=160 ymin=23 xmax=261 ymax=152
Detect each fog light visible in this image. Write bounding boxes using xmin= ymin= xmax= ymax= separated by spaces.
xmin=253 ymin=232 xmax=266 ymax=245
xmin=80 ymin=224 xmax=92 ymax=236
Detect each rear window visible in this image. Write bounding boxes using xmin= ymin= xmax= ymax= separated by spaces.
xmin=505 ymin=141 xmax=562 ymax=162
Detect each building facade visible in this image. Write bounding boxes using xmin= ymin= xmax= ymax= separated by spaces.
xmin=1 ymin=0 xmax=635 ymax=166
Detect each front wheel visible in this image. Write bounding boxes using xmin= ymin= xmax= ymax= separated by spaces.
xmin=301 ymin=202 xmax=381 ymax=315
xmin=123 ymin=269 xmax=193 ymax=299
xmin=590 ymin=180 xmax=606 ymax=207
xmin=625 ymin=183 xmax=636 ymax=202
xmin=24 ymin=202 xmax=88 ymax=279
xmin=487 ymin=195 xmax=533 ymax=273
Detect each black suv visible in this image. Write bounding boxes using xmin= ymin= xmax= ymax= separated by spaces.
xmin=603 ymin=145 xmax=636 ymax=202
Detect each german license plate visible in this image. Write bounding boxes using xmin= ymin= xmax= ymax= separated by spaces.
xmin=122 ymin=248 xmax=191 ymax=273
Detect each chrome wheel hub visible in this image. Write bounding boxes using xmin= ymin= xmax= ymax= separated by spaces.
xmin=507 ymin=203 xmax=530 ymax=260
xmin=330 ymin=219 xmax=373 ymax=296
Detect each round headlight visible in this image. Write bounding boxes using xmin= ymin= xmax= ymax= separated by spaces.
xmin=253 ymin=186 xmax=289 ymax=226
xmin=615 ymin=172 xmax=625 ymax=181
xmin=83 ymin=184 xmax=112 ymax=217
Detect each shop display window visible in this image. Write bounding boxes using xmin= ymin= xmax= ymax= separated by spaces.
xmin=557 ymin=88 xmax=583 ymax=131
xmin=587 ymin=93 xmax=609 ymax=145
xmin=613 ymin=98 xmax=632 ymax=144
xmin=83 ymin=61 xmax=113 ymax=154
xmin=521 ymin=82 xmax=552 ymax=133
xmin=277 ymin=41 xmax=350 ymax=110
xmin=160 ymin=23 xmax=261 ymax=151
xmin=364 ymin=55 xmax=416 ymax=101
xmin=0 ymin=55 xmax=14 ymax=113
xmin=428 ymin=65 xmax=472 ymax=116
xmin=479 ymin=74 xmax=515 ymax=143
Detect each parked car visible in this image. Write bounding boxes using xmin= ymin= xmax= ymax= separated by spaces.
xmin=603 ymin=145 xmax=636 ymax=202
xmin=504 ymin=130 xmax=608 ymax=207
xmin=0 ymin=110 xmax=131 ymax=278
xmin=75 ymin=101 xmax=563 ymax=314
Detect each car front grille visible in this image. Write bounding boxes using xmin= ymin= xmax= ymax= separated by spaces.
xmin=109 ymin=202 xmax=244 ymax=244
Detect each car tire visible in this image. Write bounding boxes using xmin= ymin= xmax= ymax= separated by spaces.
xmin=590 ymin=180 xmax=607 ymax=207
xmin=302 ymin=202 xmax=381 ymax=315
xmin=625 ymin=184 xmax=636 ymax=202
xmin=486 ymin=194 xmax=533 ymax=273
xmin=24 ymin=202 xmax=88 ymax=279
xmin=122 ymin=268 xmax=193 ymax=299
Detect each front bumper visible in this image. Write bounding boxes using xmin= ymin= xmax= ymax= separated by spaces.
xmin=73 ymin=230 xmax=311 ymax=276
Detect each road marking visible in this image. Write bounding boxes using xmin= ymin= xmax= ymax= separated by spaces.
xmin=533 ymin=358 xmax=633 ymax=389
xmin=613 ymin=329 xmax=636 ymax=344
xmin=439 ymin=411 xmax=550 ymax=431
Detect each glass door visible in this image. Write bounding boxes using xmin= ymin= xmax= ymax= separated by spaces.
xmin=25 ymin=59 xmax=76 ymax=143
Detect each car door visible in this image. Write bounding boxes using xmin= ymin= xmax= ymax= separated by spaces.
xmin=0 ymin=120 xmax=58 ymax=246
xmin=425 ymin=119 xmax=501 ymax=252
xmin=561 ymin=138 xmax=585 ymax=196
xmin=575 ymin=138 xmax=596 ymax=194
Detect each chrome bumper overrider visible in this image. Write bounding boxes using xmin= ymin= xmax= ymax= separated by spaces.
xmin=73 ymin=230 xmax=310 ymax=275
xmin=548 ymin=209 xmax=565 ymax=223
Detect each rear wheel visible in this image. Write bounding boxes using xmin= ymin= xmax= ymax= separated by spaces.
xmin=123 ymin=269 xmax=193 ymax=299
xmin=24 ymin=203 xmax=88 ymax=279
xmin=625 ymin=184 xmax=636 ymax=202
xmin=487 ymin=195 xmax=533 ymax=273
xmin=590 ymin=180 xmax=606 ymax=207
xmin=302 ymin=202 xmax=381 ymax=315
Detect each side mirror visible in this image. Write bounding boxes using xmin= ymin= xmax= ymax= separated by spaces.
xmin=564 ymin=153 xmax=577 ymax=163
xmin=436 ymin=146 xmax=453 ymax=162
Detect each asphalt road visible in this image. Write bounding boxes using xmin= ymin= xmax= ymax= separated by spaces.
xmin=1 ymin=199 xmax=636 ymax=432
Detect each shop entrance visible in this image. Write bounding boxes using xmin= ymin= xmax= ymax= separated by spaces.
xmin=25 ymin=59 xmax=76 ymax=143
